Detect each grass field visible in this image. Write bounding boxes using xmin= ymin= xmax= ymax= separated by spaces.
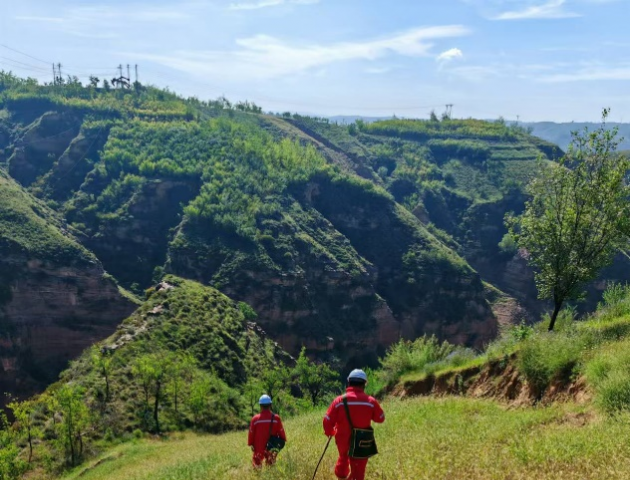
xmin=55 ymin=397 xmax=630 ymax=480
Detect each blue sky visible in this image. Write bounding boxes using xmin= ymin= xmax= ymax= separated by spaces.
xmin=1 ymin=0 xmax=629 ymax=121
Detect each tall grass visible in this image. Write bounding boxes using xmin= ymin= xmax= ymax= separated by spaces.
xmin=57 ymin=397 xmax=630 ymax=480
xmin=379 ymin=336 xmax=475 ymax=385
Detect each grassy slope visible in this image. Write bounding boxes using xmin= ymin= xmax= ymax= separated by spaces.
xmin=58 ymin=397 xmax=630 ymax=480
xmin=0 ymin=168 xmax=94 ymax=265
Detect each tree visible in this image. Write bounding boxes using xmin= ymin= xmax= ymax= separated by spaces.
xmin=8 ymin=399 xmax=40 ymax=463
xmin=294 ymin=347 xmax=339 ymax=406
xmin=49 ymin=385 xmax=89 ymax=466
xmin=89 ymin=76 xmax=99 ymax=88
xmin=0 ymin=411 xmax=27 ymax=479
xmin=132 ymin=352 xmax=173 ymax=434
xmin=507 ymin=110 xmax=630 ymax=331
xmin=165 ymin=354 xmax=195 ymax=426
xmin=91 ymin=347 xmax=115 ymax=403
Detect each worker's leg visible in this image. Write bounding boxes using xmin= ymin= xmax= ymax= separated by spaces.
xmin=349 ymin=457 xmax=368 ymax=480
xmin=252 ymin=451 xmax=264 ymax=468
xmin=264 ymin=450 xmax=277 ymax=466
xmin=334 ymin=448 xmax=351 ymax=479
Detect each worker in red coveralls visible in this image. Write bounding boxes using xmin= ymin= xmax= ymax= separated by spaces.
xmin=248 ymin=395 xmax=287 ymax=468
xmin=323 ymin=369 xmax=385 ymax=480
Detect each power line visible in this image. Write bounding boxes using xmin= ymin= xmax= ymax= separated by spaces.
xmin=0 ymin=44 xmax=51 ymax=65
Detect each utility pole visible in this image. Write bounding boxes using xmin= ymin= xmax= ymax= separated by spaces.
xmin=117 ymin=64 xmax=123 ymax=88
xmin=57 ymin=63 xmax=62 ymax=83
xmin=445 ymin=104 xmax=453 ymax=118
xmin=135 ymin=64 xmax=138 ymax=84
xmin=52 ymin=63 xmax=56 ymax=85
xmin=126 ymin=64 xmax=130 ymax=83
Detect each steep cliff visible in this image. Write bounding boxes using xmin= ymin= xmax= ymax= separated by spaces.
xmin=0 ymin=169 xmax=136 ymax=404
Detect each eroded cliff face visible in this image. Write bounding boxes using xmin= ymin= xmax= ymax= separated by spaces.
xmin=0 ymin=257 xmax=135 ymax=403
xmin=0 ymin=171 xmax=136 ymax=404
xmin=169 ymin=177 xmax=501 ymax=366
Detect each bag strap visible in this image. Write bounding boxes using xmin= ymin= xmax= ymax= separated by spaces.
xmin=268 ymin=413 xmax=275 ymax=438
xmin=342 ymin=395 xmax=354 ymax=430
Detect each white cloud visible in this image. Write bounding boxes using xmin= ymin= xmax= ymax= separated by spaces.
xmin=436 ymin=48 xmax=463 ymax=63
xmin=15 ymin=3 xmax=196 ymax=37
xmin=493 ymin=0 xmax=581 ymax=20
xmin=229 ymin=0 xmax=319 ymax=10
xmin=128 ymin=25 xmax=471 ymax=81
xmin=540 ymin=65 xmax=630 ymax=82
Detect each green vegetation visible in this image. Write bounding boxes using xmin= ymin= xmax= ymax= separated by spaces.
xmin=46 ymin=398 xmax=630 ymax=480
xmin=508 ymin=111 xmax=630 ymax=330
xmin=3 ymin=276 xmax=346 ymax=475
xmin=0 ymin=169 xmax=94 ymax=265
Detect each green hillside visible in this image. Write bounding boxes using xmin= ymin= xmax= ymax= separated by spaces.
xmin=0 ymin=72 xmax=518 ymax=371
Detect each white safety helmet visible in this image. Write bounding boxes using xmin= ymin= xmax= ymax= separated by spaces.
xmin=347 ymin=369 xmax=368 ymax=383
xmin=259 ymin=394 xmax=273 ymax=405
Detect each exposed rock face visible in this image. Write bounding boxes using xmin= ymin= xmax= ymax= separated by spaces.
xmin=84 ymin=179 xmax=200 ymax=288
xmin=8 ymin=112 xmax=82 ymax=187
xmin=0 ymin=258 xmax=135 ymax=404
xmin=0 ymin=170 xmax=136 ymax=405
xmin=170 ymin=177 xmax=500 ymax=366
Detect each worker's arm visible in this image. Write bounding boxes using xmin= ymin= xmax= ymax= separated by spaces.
xmin=323 ymin=399 xmax=338 ymax=436
xmin=371 ymin=397 xmax=385 ymax=424
xmin=248 ymin=417 xmax=256 ymax=446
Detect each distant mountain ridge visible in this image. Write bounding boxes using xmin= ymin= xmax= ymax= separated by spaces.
xmin=326 ymin=116 xmax=630 ymax=152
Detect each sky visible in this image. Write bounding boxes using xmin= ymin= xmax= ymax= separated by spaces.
xmin=1 ymin=0 xmax=629 ymax=121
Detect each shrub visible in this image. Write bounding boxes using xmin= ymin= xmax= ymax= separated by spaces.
xmin=517 ymin=329 xmax=584 ymax=394
xmin=379 ymin=336 xmax=460 ymax=384
xmin=595 ymin=282 xmax=630 ymax=323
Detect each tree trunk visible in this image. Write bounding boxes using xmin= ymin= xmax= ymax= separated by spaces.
xmin=154 ymin=381 xmax=161 ymax=434
xmin=104 ymin=372 xmax=110 ymax=403
xmin=548 ymin=298 xmax=563 ymax=331
xmin=27 ymin=427 xmax=33 ymax=463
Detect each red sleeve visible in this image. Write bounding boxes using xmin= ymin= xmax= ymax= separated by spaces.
xmin=323 ymin=398 xmax=338 ymax=436
xmin=371 ymin=397 xmax=385 ymax=424
xmin=274 ymin=416 xmax=287 ymax=442
xmin=248 ymin=416 xmax=256 ymax=446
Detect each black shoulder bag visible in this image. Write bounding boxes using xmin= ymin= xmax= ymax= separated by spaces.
xmin=342 ymin=395 xmax=378 ymax=459
xmin=266 ymin=414 xmax=286 ymax=453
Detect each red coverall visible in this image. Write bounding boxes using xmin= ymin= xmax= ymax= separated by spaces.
xmin=248 ymin=410 xmax=287 ymax=467
xmin=323 ymin=387 xmax=385 ymax=480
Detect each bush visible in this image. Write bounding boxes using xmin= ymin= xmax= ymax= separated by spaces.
xmin=595 ymin=282 xmax=630 ymax=323
xmin=379 ymin=336 xmax=470 ymax=384
xmin=517 ymin=329 xmax=584 ymax=394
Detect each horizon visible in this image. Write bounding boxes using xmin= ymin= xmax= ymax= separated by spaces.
xmin=1 ymin=0 xmax=630 ymax=122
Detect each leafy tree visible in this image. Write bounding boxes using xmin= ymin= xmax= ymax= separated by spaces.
xmin=508 ymin=110 xmax=630 ymax=331
xmin=90 ymin=347 xmax=115 ymax=403
xmin=0 ymin=411 xmax=27 ymax=479
xmin=48 ymin=385 xmax=90 ymax=466
xmin=294 ymin=347 xmax=339 ymax=405
xmin=165 ymin=354 xmax=196 ymax=426
xmin=7 ymin=399 xmax=40 ymax=463
xmin=132 ymin=352 xmax=172 ymax=434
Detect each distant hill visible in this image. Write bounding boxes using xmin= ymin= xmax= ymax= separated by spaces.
xmin=326 ymin=117 xmax=630 ymax=152
xmin=523 ymin=122 xmax=630 ymax=151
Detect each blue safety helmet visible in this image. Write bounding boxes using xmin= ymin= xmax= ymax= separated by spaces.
xmin=347 ymin=369 xmax=368 ymax=383
xmin=259 ymin=394 xmax=273 ymax=405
